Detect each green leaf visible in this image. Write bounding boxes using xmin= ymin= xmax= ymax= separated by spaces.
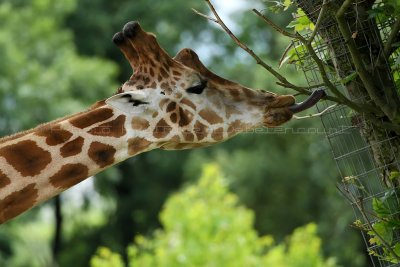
xmin=370 ymin=222 xmax=393 ymax=245
xmin=283 ymin=0 xmax=292 ymax=10
xmin=341 ymin=72 xmax=358 ymax=85
xmin=287 ymin=9 xmax=315 ymax=32
xmin=372 ymin=198 xmax=391 ymax=218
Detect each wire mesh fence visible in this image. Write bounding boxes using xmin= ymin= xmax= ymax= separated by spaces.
xmin=293 ymin=1 xmax=400 ymax=266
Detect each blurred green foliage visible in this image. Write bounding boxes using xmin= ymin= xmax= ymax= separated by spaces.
xmin=0 ymin=0 xmax=117 ymax=133
xmin=0 ymin=0 xmax=370 ymax=266
xmin=91 ymin=165 xmax=337 ymax=267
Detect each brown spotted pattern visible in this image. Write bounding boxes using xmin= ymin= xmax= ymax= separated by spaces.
xmin=0 ymin=183 xmax=38 ymax=223
xmin=131 ymin=116 xmax=150 ymax=130
xmin=88 ymin=142 xmax=116 ymax=168
xmin=211 ymin=127 xmax=224 ymax=141
xmin=199 ymin=109 xmax=223 ymax=124
xmin=153 ymin=119 xmax=172 ymax=138
xmin=70 ymin=108 xmax=114 ymax=129
xmin=60 ymin=137 xmax=84 ymax=157
xmin=88 ymin=115 xmax=127 ymax=137
xmin=128 ymin=137 xmax=151 ymax=155
xmin=193 ymin=121 xmax=207 ymax=141
xmin=228 ymin=120 xmax=245 ymax=136
xmin=180 ymin=98 xmax=196 ymax=110
xmin=0 ymin=170 xmax=11 ymax=188
xmin=178 ymin=107 xmax=193 ymax=127
xmin=36 ymin=126 xmax=73 ymax=146
xmin=50 ymin=163 xmax=89 ymax=189
xmin=0 ymin=140 xmax=51 ymax=177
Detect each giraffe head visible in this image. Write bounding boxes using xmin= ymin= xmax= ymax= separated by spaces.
xmin=107 ymin=22 xmax=295 ymax=151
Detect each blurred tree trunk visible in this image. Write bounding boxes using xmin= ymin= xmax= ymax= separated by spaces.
xmin=296 ymin=0 xmax=400 ymax=185
xmin=52 ymin=195 xmax=63 ymax=267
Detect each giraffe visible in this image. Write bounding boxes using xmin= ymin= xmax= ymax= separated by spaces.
xmin=0 ymin=21 xmax=316 ymax=224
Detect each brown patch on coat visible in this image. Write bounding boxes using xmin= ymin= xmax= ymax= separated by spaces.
xmin=159 ymin=98 xmax=169 ymax=110
xmin=229 ymin=88 xmax=241 ymax=100
xmin=49 ymin=163 xmax=89 ymax=189
xmin=166 ymin=102 xmax=177 ymax=112
xmin=88 ymin=142 xmax=116 ymax=168
xmin=194 ymin=121 xmax=207 ymax=141
xmin=88 ymin=115 xmax=126 ymax=137
xmin=211 ymin=127 xmax=224 ymax=141
xmin=0 ymin=183 xmax=38 ymax=223
xmin=160 ymin=67 xmax=168 ymax=78
xmin=199 ymin=109 xmax=223 ymax=124
xmin=149 ymin=68 xmax=155 ymax=77
xmin=36 ymin=126 xmax=73 ymax=146
xmin=225 ymin=105 xmax=241 ymax=119
xmin=160 ymin=82 xmax=169 ymax=90
xmin=149 ymin=81 xmax=157 ymax=89
xmin=128 ymin=137 xmax=152 ymax=155
xmin=170 ymin=113 xmax=178 ymax=123
xmin=178 ymin=108 xmax=193 ymax=127
xmin=183 ymin=130 xmax=195 ymax=142
xmin=172 ymin=70 xmax=181 ymax=76
xmin=228 ymin=120 xmax=245 ymax=136
xmin=131 ymin=117 xmax=150 ymax=130
xmin=60 ymin=137 xmax=84 ymax=157
xmin=243 ymin=88 xmax=256 ymax=98
xmin=0 ymin=170 xmax=11 ymax=188
xmin=154 ymin=119 xmax=172 ymax=138
xmin=180 ymin=98 xmax=196 ymax=110
xmin=0 ymin=140 xmax=51 ymax=177
xmin=70 ymin=108 xmax=114 ymax=129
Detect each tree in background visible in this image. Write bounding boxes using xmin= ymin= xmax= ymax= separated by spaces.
xmin=91 ymin=165 xmax=338 ymax=267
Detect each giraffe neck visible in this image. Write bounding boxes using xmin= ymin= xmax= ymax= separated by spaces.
xmin=0 ymin=104 xmax=153 ymax=223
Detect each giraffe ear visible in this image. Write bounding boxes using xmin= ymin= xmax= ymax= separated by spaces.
xmin=105 ymin=91 xmax=148 ymax=114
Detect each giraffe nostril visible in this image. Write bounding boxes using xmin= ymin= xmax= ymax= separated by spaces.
xmin=160 ymin=91 xmax=166 ymax=95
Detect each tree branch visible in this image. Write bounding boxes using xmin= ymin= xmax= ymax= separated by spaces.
xmin=193 ymin=1 xmax=321 ymax=98
xmin=336 ymin=0 xmax=398 ymax=120
xmin=252 ymin=9 xmax=298 ymax=39
xmin=307 ymin=0 xmax=328 ymax=45
xmin=384 ymin=18 xmax=400 ymax=58
xmin=252 ymin=6 xmax=368 ymax=112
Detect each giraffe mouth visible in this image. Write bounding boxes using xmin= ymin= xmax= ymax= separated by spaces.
xmin=264 ymin=89 xmax=326 ymax=127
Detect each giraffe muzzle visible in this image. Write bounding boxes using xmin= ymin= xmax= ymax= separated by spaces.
xmin=288 ymin=88 xmax=326 ymax=114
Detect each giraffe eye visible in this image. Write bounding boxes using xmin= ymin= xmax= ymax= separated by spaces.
xmin=187 ymin=80 xmax=207 ymax=94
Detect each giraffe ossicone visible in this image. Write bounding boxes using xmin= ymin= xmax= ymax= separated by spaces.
xmin=0 ymin=21 xmax=301 ymax=223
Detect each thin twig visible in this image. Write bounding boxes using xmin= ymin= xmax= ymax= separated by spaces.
xmin=307 ymin=0 xmax=328 ymax=45
xmin=279 ymin=42 xmax=294 ymax=68
xmin=193 ymin=2 xmax=319 ymax=98
xmin=252 ymin=9 xmax=298 ymax=39
xmin=299 ymin=34 xmax=367 ymax=112
xmin=252 ymin=6 xmax=365 ymax=112
xmin=384 ymin=19 xmax=400 ymax=57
